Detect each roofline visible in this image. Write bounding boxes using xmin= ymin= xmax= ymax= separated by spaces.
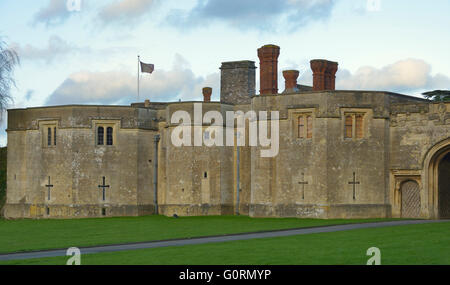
xmin=7 ymin=101 xmax=235 ymax=112
xmin=7 ymin=90 xmax=431 ymax=112
xmin=252 ymin=90 xmax=430 ymax=102
xmin=7 ymin=104 xmax=134 ymax=111
xmin=163 ymin=101 xmax=234 ymax=106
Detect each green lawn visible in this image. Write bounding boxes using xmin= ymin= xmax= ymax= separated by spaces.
xmin=0 ymin=215 xmax=396 ymax=254
xmin=2 ymin=221 xmax=449 ymax=265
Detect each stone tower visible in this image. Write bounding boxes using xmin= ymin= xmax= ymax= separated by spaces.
xmin=220 ymin=60 xmax=256 ymax=105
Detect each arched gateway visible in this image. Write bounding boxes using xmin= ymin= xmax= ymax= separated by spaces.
xmin=425 ymin=138 xmax=450 ymax=219
xmin=438 ymin=153 xmax=450 ymax=218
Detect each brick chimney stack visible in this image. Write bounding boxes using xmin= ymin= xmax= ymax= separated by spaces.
xmin=203 ymin=87 xmax=212 ymax=102
xmin=258 ymin=44 xmax=280 ymax=95
xmin=282 ymin=70 xmax=300 ymax=93
xmin=310 ymin=59 xmax=338 ymax=91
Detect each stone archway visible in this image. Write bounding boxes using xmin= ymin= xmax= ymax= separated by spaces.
xmin=400 ymin=180 xmax=421 ymax=218
xmin=438 ymin=152 xmax=450 ymax=218
xmin=424 ymin=138 xmax=450 ymax=219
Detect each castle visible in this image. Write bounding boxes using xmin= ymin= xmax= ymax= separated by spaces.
xmin=4 ymin=45 xmax=450 ymax=219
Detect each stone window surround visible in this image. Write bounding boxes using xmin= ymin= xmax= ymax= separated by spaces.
xmin=289 ymin=108 xmax=316 ymax=141
xmin=297 ymin=114 xmax=313 ymax=139
xmin=340 ymin=108 xmax=371 ymax=141
xmin=92 ymin=120 xmax=120 ymax=147
xmin=39 ymin=120 xmax=59 ymax=148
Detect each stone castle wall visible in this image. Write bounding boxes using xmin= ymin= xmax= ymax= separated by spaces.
xmin=389 ymin=102 xmax=450 ymax=218
xmin=4 ymin=106 xmax=157 ymax=218
xmin=4 ymin=95 xmax=449 ymax=220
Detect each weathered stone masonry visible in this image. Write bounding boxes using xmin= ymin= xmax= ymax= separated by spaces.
xmin=4 ymin=44 xmax=450 ymax=219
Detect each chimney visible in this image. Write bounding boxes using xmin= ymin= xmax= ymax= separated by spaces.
xmin=220 ymin=61 xmax=256 ymax=104
xmin=144 ymin=99 xmax=151 ymax=107
xmin=257 ymin=44 xmax=280 ymax=95
xmin=310 ymin=59 xmax=338 ymax=91
xmin=282 ymin=70 xmax=300 ymax=93
xmin=203 ymin=87 xmax=212 ymax=102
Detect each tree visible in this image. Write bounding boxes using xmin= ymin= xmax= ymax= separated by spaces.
xmin=0 ymin=38 xmax=19 ymax=116
xmin=423 ymin=90 xmax=450 ymax=102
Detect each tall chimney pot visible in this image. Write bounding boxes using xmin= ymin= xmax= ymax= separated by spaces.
xmin=283 ymin=70 xmax=300 ymax=93
xmin=258 ymin=44 xmax=280 ymax=95
xmin=310 ymin=59 xmax=338 ymax=91
xmin=203 ymin=87 xmax=212 ymax=102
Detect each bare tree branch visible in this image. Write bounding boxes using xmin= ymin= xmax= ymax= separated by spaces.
xmin=0 ymin=37 xmax=20 ymax=118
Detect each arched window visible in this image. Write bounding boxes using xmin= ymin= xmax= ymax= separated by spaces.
xmin=356 ymin=115 xmax=364 ymax=139
xmin=306 ymin=115 xmax=313 ymax=139
xmin=107 ymin=127 xmax=113 ymax=145
xmin=43 ymin=124 xmax=57 ymax=147
xmin=47 ymin=128 xmax=52 ymax=146
xmin=298 ymin=116 xmax=305 ymax=138
xmin=345 ymin=115 xmax=353 ymax=138
xmin=298 ymin=114 xmax=313 ymax=139
xmin=98 ymin=127 xmax=104 ymax=145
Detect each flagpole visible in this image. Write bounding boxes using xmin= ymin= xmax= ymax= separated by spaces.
xmin=137 ymin=55 xmax=140 ymax=102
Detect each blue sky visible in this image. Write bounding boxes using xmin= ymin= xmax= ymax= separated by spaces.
xmin=0 ymin=0 xmax=449 ymax=146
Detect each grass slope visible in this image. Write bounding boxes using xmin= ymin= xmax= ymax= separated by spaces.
xmin=0 ymin=216 xmax=395 ymax=254
xmin=3 ymin=221 xmax=449 ymax=265
xmin=0 ymin=147 xmax=6 ymax=213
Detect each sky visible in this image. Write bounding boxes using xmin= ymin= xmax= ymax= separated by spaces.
xmin=0 ymin=0 xmax=449 ymax=146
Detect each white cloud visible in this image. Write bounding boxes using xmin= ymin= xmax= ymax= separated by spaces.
xmin=45 ymin=54 xmax=219 ymax=105
xmin=337 ymin=58 xmax=450 ymax=94
xmin=166 ymin=0 xmax=337 ymax=32
xmin=32 ymin=0 xmax=73 ymax=26
xmin=11 ymin=35 xmax=130 ymax=64
xmin=11 ymin=36 xmax=82 ymax=64
xmin=33 ymin=0 xmax=158 ymax=27
xmin=98 ymin=0 xmax=159 ymax=25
